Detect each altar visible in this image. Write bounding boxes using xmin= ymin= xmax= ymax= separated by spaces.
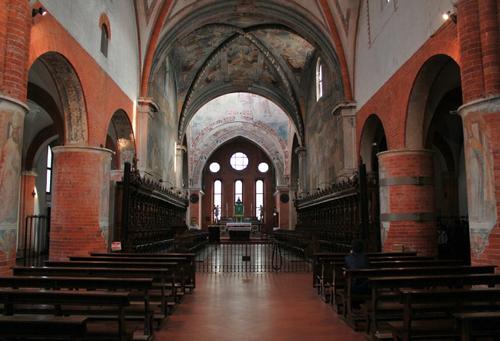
xmin=226 ymin=222 xmax=252 ymax=241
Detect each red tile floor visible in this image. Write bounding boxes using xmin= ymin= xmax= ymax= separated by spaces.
xmin=156 ymin=273 xmax=366 ymax=341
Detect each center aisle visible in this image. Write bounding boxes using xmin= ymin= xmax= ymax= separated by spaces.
xmin=156 ymin=273 xmax=365 ymax=341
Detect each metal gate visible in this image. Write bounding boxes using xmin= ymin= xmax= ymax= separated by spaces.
xmin=195 ymin=241 xmax=311 ymax=273
xmin=20 ymin=215 xmax=49 ymax=266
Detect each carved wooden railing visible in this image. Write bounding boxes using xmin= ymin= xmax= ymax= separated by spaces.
xmin=294 ymin=165 xmax=381 ymax=253
xmin=114 ymin=162 xmax=188 ymax=252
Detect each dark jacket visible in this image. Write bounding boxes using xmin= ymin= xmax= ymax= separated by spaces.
xmin=344 ymin=253 xmax=370 ymax=294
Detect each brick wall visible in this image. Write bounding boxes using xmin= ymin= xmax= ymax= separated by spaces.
xmin=49 ymin=147 xmax=112 ymax=260
xmin=0 ymin=0 xmax=31 ymax=101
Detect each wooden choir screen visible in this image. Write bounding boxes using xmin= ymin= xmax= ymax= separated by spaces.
xmin=295 ymin=165 xmax=380 ymax=252
xmin=114 ymin=162 xmax=188 ymax=252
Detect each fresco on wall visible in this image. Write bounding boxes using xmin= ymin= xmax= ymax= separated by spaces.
xmin=463 ymin=114 xmax=497 ymax=257
xmin=305 ymin=106 xmax=343 ymax=190
xmin=0 ymin=111 xmax=22 ymax=225
xmin=147 ymin=58 xmax=178 ymax=182
xmin=0 ymin=106 xmax=23 ymax=256
xmin=187 ymin=93 xmax=293 ymax=187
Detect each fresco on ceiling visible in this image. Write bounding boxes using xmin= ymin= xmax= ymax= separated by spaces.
xmin=171 ymin=25 xmax=236 ymax=93
xmin=252 ymin=29 xmax=315 ymax=72
xmin=193 ymin=36 xmax=281 ymax=94
xmin=189 ymin=93 xmax=289 ymax=142
xmin=147 ymin=58 xmax=178 ymax=183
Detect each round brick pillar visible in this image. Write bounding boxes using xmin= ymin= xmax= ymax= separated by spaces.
xmin=377 ymin=149 xmax=436 ymax=256
xmin=0 ymin=0 xmax=31 ymax=274
xmin=49 ymin=146 xmax=113 ymax=260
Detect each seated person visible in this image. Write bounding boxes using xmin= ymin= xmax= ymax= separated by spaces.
xmin=344 ymin=240 xmax=370 ymax=295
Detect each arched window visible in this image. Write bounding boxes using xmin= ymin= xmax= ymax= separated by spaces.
xmin=213 ymin=180 xmax=222 ymax=221
xmin=255 ymin=180 xmax=264 ymax=220
xmin=234 ymin=180 xmax=243 ymax=203
xmin=100 ymin=24 xmax=109 ymax=57
xmin=316 ymin=58 xmax=323 ymax=101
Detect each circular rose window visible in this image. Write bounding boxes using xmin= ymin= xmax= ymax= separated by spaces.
xmin=230 ymin=152 xmax=248 ymax=171
xmin=209 ymin=162 xmax=220 ymax=173
xmin=258 ymin=162 xmax=269 ymax=173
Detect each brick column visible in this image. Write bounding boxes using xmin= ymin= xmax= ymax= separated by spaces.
xmin=458 ymin=98 xmax=500 ymax=265
xmin=377 ymin=150 xmax=436 ymax=256
xmin=456 ymin=0 xmax=500 ymax=266
xmin=49 ymin=146 xmax=113 ymax=260
xmin=0 ymin=0 xmax=31 ymax=274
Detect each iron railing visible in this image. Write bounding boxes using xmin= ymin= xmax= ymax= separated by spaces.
xmin=195 ymin=241 xmax=311 ymax=273
xmin=21 ymin=215 xmax=49 ymax=266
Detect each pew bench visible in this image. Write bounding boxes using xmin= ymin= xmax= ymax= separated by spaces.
xmin=44 ymin=261 xmax=185 ymax=301
xmin=0 ymin=288 xmax=130 ymax=340
xmin=387 ymin=288 xmax=500 ymax=341
xmin=315 ymin=255 xmax=433 ymax=303
xmin=368 ymin=273 xmax=500 ymax=339
xmin=11 ymin=267 xmax=176 ymax=317
xmin=337 ymin=262 xmax=481 ymax=318
xmin=0 ymin=275 xmax=156 ymax=338
xmin=70 ymin=255 xmax=193 ymax=294
xmin=90 ymin=252 xmax=197 ymax=290
xmin=0 ymin=315 xmax=88 ymax=340
xmin=454 ymin=311 xmax=500 ymax=341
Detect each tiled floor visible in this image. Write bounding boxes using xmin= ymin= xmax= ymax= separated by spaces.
xmin=156 ymin=273 xmax=366 ymax=341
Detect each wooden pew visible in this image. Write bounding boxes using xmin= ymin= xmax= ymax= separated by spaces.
xmin=0 ymin=315 xmax=88 ymax=340
xmin=454 ymin=311 xmax=500 ymax=341
xmin=369 ymin=273 xmax=500 ymax=339
xmin=45 ymin=260 xmax=185 ymax=296
xmin=388 ymin=288 xmax=500 ymax=341
xmin=329 ymin=259 xmax=465 ymax=310
xmin=90 ymin=252 xmax=197 ymax=289
xmin=0 ymin=275 xmax=155 ymax=337
xmin=70 ymin=255 xmax=194 ymax=293
xmin=314 ymin=255 xmax=433 ymax=302
xmin=0 ymin=288 xmax=130 ymax=340
xmin=312 ymin=251 xmax=418 ymax=289
xmin=341 ymin=265 xmax=496 ymax=330
xmin=12 ymin=266 xmax=175 ymax=315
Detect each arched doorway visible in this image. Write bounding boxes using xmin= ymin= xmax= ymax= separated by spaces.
xmin=359 ymin=114 xmax=387 ymax=251
xmin=407 ymin=55 xmax=469 ymax=262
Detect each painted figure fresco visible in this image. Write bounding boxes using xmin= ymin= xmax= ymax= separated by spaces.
xmin=464 ymin=115 xmax=497 ymax=257
xmin=0 ymin=114 xmax=22 ymax=224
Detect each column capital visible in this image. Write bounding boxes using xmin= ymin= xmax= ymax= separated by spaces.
xmin=0 ymin=94 xmax=29 ymax=112
xmin=176 ymin=144 xmax=187 ymax=153
xmin=458 ymin=95 xmax=500 ymax=118
xmin=52 ymin=145 xmax=114 ymax=156
xmin=22 ymin=170 xmax=38 ymax=177
xmin=294 ymin=146 xmax=306 ymax=155
xmin=331 ymin=102 xmax=357 ymax=116
xmin=137 ymin=97 xmax=160 ymax=115
xmin=377 ymin=148 xmax=434 ymax=158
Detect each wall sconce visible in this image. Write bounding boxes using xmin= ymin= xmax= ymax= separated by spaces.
xmin=32 ymin=7 xmax=47 ymax=17
xmin=442 ymin=11 xmax=457 ymax=23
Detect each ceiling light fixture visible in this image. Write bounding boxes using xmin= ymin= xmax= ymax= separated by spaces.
xmin=442 ymin=11 xmax=457 ymax=23
xmin=32 ymin=7 xmax=47 ymax=18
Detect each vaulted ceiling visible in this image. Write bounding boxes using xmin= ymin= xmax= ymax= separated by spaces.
xmin=134 ymin=0 xmax=362 ymax=142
